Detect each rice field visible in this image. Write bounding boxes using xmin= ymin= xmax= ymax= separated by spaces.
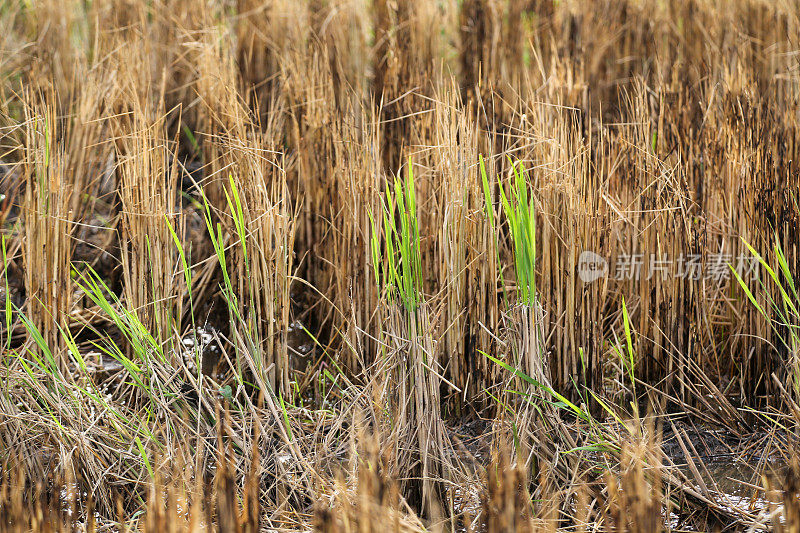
xmin=0 ymin=0 xmax=799 ymax=531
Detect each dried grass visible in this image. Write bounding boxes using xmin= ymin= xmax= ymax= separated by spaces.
xmin=0 ymin=0 xmax=798 ymax=530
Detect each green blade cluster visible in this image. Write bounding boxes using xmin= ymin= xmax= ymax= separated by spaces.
xmin=370 ymin=158 xmax=423 ymax=312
